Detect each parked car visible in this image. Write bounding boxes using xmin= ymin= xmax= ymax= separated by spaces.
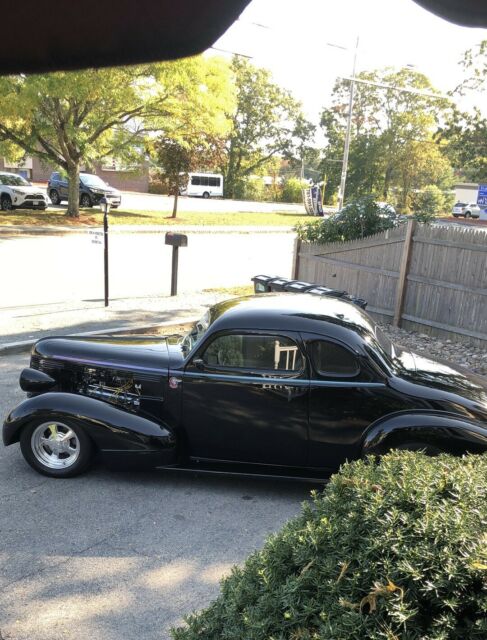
xmin=452 ymin=201 xmax=481 ymax=218
xmin=4 ymin=293 xmax=487 ymax=479
xmin=0 ymin=172 xmax=49 ymax=211
xmin=48 ymin=172 xmax=122 ymax=208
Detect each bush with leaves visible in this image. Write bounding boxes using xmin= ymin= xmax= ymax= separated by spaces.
xmin=173 ymin=451 xmax=487 ymax=640
xmin=411 ymin=185 xmax=445 ymax=223
xmin=281 ymin=177 xmax=310 ymax=203
xmin=296 ymin=196 xmax=400 ymax=243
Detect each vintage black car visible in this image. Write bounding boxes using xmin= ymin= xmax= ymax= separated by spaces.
xmin=3 ymin=294 xmax=487 ymax=479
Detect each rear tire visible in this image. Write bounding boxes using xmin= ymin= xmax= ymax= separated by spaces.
xmin=20 ymin=418 xmax=93 ymax=478
xmin=389 ymin=441 xmax=444 ymax=456
xmin=202 ymin=191 xmax=210 ymax=199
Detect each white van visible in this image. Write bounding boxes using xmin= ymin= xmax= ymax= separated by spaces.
xmin=180 ymin=173 xmax=223 ymax=198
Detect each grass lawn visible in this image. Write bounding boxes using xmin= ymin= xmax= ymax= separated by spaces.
xmin=0 ymin=208 xmax=308 ymax=227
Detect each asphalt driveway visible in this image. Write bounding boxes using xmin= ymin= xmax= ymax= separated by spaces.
xmin=0 ymin=353 xmax=311 ymax=640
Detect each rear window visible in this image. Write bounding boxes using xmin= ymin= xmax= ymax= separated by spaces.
xmin=310 ymin=340 xmax=359 ymax=377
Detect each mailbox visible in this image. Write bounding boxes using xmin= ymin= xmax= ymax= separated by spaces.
xmin=165 ymin=232 xmax=188 ymax=247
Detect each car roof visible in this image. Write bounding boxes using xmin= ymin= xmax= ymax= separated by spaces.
xmin=0 ymin=171 xmax=25 ymax=178
xmin=206 ymin=293 xmax=377 ymax=350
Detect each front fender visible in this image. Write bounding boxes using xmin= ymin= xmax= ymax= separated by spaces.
xmin=3 ymin=392 xmax=176 ymax=454
xmin=361 ymin=410 xmax=487 ymax=456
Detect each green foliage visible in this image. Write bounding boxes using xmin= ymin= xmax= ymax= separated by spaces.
xmin=411 ymin=185 xmax=446 ymax=223
xmin=0 ymin=56 xmax=234 ymax=217
xmin=173 ymin=451 xmax=487 ymax=640
xmin=281 ymin=177 xmax=309 ymax=203
xmin=295 ymin=196 xmax=399 ymax=243
xmin=224 ymin=56 xmax=314 ymax=198
xmin=320 ymin=67 xmax=454 ymax=206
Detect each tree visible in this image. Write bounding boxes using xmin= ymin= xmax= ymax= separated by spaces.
xmin=223 ymin=56 xmax=314 ymax=198
xmin=437 ymin=41 xmax=487 ymax=183
xmin=154 ymin=135 xmax=226 ymax=217
xmin=0 ymin=57 xmax=234 ymax=217
xmin=320 ymin=67 xmax=453 ymax=208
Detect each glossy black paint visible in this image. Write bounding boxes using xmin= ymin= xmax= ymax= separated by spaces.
xmin=4 ymin=293 xmax=487 ymax=478
xmin=19 ymin=367 xmax=56 ymax=393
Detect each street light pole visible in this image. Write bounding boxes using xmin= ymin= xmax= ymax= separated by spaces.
xmin=337 ymin=36 xmax=359 ymax=211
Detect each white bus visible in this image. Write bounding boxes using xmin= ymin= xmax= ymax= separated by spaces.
xmin=180 ymin=173 xmax=223 ymax=198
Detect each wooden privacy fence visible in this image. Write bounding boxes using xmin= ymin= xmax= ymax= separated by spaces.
xmin=294 ymin=221 xmax=487 ymax=345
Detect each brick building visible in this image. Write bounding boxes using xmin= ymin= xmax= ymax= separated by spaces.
xmin=0 ymin=156 xmax=149 ymax=193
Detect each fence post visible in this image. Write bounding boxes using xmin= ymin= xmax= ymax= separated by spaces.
xmin=292 ymin=237 xmax=302 ymax=279
xmin=393 ymin=219 xmax=416 ymax=327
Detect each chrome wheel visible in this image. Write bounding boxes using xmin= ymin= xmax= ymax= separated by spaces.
xmin=31 ymin=421 xmax=80 ymax=470
xmin=80 ymin=194 xmax=91 ymax=207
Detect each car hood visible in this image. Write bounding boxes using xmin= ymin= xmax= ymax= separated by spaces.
xmin=11 ymin=184 xmax=46 ymax=194
xmin=32 ymin=335 xmax=169 ymax=375
xmin=393 ymin=348 xmax=487 ymax=408
xmin=85 ymin=185 xmax=120 ymax=195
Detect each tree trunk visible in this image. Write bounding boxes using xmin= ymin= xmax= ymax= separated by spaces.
xmin=66 ymin=163 xmax=80 ymax=218
xmin=172 ymin=187 xmax=179 ymax=218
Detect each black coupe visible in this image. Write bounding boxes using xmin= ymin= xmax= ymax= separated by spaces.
xmin=3 ymin=294 xmax=487 ymax=479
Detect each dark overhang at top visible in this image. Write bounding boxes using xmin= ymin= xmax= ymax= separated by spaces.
xmin=0 ymin=0 xmax=484 ymax=76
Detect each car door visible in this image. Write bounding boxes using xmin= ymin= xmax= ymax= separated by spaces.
xmin=303 ymin=333 xmax=408 ymax=472
xmin=59 ymin=174 xmax=69 ymax=199
xmin=180 ymin=330 xmax=309 ymax=467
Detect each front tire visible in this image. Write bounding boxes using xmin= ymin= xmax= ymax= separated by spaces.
xmin=20 ymin=418 xmax=93 ymax=478
xmin=1 ymin=195 xmax=12 ymax=211
xmin=49 ymin=189 xmax=61 ymax=205
xmin=80 ymin=193 xmax=92 ymax=208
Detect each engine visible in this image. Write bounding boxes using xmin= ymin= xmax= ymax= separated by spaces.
xmin=77 ymin=367 xmax=142 ymax=411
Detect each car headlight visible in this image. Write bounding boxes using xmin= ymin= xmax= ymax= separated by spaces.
xmin=12 ymin=189 xmax=26 ymax=195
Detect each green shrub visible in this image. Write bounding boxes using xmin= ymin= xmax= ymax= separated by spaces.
xmin=173 ymin=452 xmax=487 ymax=640
xmin=295 ymin=196 xmax=399 ymax=243
xmin=281 ymin=178 xmax=310 ymax=203
xmin=411 ymin=185 xmax=445 ymax=223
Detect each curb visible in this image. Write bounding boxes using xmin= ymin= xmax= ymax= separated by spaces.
xmin=0 ymin=317 xmax=196 ymax=357
xmin=0 ymin=225 xmax=296 ymax=236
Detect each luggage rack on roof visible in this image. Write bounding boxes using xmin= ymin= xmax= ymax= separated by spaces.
xmin=251 ymin=275 xmax=367 ymax=310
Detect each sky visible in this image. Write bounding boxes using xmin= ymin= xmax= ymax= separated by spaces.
xmin=212 ymin=0 xmax=487 ymax=125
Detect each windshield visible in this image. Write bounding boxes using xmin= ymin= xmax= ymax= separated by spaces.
xmin=0 ymin=174 xmax=31 ymax=186
xmin=80 ymin=174 xmax=108 ymax=188
xmin=181 ymin=310 xmax=211 ymax=354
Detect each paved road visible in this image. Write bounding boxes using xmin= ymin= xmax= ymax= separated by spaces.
xmin=0 ymin=230 xmax=295 ymax=308
xmin=0 ymin=352 xmax=312 ymax=640
xmin=119 ymin=192 xmax=305 ymax=214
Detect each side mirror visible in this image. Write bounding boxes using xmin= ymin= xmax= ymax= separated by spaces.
xmin=192 ymin=358 xmax=205 ymax=370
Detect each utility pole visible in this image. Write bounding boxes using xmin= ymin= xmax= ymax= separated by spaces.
xmin=337 ymin=36 xmax=359 ymax=211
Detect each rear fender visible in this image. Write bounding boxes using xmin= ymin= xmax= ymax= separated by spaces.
xmin=3 ymin=392 xmax=176 ymax=454
xmin=361 ymin=411 xmax=487 ymax=456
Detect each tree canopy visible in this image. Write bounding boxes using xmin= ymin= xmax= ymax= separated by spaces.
xmin=0 ymin=57 xmax=234 ymax=216
xmin=320 ymin=68 xmax=454 ymax=210
xmin=223 ymin=56 xmax=314 ymax=199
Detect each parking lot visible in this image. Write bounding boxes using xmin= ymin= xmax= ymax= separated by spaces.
xmin=0 ymin=352 xmax=311 ymax=640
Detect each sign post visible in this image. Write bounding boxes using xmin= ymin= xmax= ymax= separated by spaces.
xmin=99 ymin=197 xmax=111 ymax=307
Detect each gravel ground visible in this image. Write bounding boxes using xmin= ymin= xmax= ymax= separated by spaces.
xmin=380 ymin=324 xmax=487 ymax=376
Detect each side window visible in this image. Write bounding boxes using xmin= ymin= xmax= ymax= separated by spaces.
xmin=201 ymin=176 xmax=209 ymax=186
xmin=310 ymin=341 xmax=359 ymax=377
xmin=201 ymin=334 xmax=303 ymax=373
xmin=191 ymin=176 xmax=201 ymax=186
